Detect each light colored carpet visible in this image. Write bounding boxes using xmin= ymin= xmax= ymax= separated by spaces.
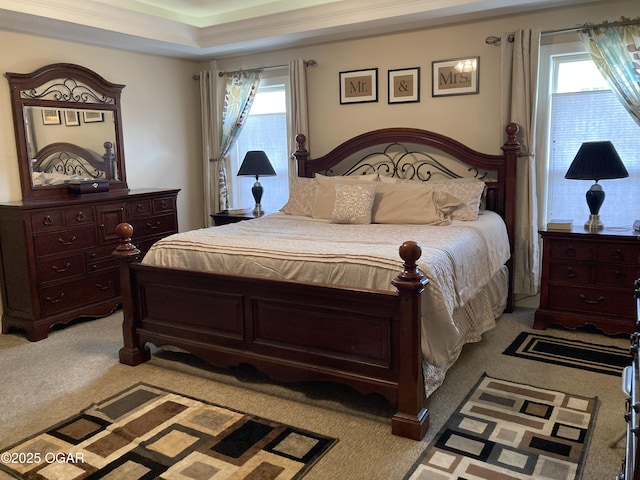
xmin=0 ymin=307 xmax=629 ymax=479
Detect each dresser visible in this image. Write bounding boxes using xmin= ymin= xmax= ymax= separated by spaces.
xmin=0 ymin=189 xmax=179 ymax=341
xmin=534 ymin=227 xmax=640 ymax=335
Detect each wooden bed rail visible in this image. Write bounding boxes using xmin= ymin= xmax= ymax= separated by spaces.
xmin=113 ymin=223 xmax=431 ymax=440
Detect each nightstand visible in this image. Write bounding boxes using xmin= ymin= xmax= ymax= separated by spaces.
xmin=211 ymin=210 xmax=263 ymax=226
xmin=534 ymin=226 xmax=640 ymax=335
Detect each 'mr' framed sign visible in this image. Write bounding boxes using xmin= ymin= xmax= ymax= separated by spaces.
xmin=339 ymin=68 xmax=378 ymax=104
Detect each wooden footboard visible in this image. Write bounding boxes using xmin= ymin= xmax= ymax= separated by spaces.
xmin=114 ymin=223 xmax=430 ymax=440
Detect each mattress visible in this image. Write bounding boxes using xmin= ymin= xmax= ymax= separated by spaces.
xmin=143 ymin=211 xmax=510 ymax=396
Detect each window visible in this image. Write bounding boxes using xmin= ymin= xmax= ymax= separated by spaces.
xmin=229 ymin=73 xmax=290 ymax=213
xmin=540 ymin=44 xmax=640 ymax=228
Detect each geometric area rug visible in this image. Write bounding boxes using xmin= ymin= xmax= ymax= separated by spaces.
xmin=404 ymin=374 xmax=597 ymax=480
xmin=0 ymin=382 xmax=337 ymax=480
xmin=503 ymin=331 xmax=631 ymax=377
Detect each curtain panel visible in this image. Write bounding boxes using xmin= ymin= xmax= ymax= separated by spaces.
xmin=501 ymin=28 xmax=542 ymax=296
xmin=578 ymin=19 xmax=640 ymax=126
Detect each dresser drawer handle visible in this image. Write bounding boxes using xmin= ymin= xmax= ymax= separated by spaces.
xmin=96 ymin=281 xmax=113 ymax=291
xmin=564 ymin=247 xmax=576 ymax=258
xmin=45 ymin=293 xmax=65 ymax=304
xmin=76 ymin=212 xmax=86 ymax=222
xmin=52 ymin=263 xmax=71 ymax=273
xmin=160 ymin=200 xmax=168 ymax=209
xmin=579 ymin=294 xmax=604 ymax=305
xmin=136 ymin=203 xmax=144 ymax=213
xmin=616 ymin=271 xmax=627 ymax=283
xmin=58 ymin=236 xmax=77 ymax=246
xmin=43 ymin=215 xmax=54 ymax=226
xmin=566 ymin=267 xmax=576 ymax=278
xmin=146 ymin=221 xmax=161 ymax=230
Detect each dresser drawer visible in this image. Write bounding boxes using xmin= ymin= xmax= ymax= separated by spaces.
xmin=547 ymin=284 xmax=635 ymax=318
xmin=30 ymin=207 xmax=94 ymax=232
xmin=127 ymin=199 xmax=153 ymax=218
xmin=547 ymin=240 xmax=595 ymax=262
xmin=548 ymin=261 xmax=591 ymax=284
xmin=153 ymin=196 xmax=176 ymax=213
xmin=130 ymin=213 xmax=177 ymax=239
xmin=39 ymin=271 xmax=119 ymax=316
xmin=33 ymin=227 xmax=97 ymax=257
xmin=36 ymin=253 xmax=86 ymax=284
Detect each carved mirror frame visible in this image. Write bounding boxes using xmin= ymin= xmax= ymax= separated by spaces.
xmin=5 ymin=63 xmax=128 ymax=201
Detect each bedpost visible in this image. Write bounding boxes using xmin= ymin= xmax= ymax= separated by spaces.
xmin=501 ymin=123 xmax=521 ymax=313
xmin=113 ymin=222 xmax=150 ymax=365
xmin=391 ymin=241 xmax=430 ymax=440
xmin=292 ymin=133 xmax=310 ymax=177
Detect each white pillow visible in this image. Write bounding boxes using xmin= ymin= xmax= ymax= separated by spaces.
xmin=280 ymin=177 xmax=318 ymax=216
xmin=331 ymin=183 xmax=378 ymax=224
xmin=311 ymin=173 xmax=378 ymax=219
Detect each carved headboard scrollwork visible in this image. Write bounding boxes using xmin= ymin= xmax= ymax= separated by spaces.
xmin=4 ymin=63 xmax=128 ymax=201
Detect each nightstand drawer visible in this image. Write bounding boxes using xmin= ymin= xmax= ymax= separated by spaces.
xmin=595 ymin=264 xmax=639 ymax=288
xmin=548 ymin=285 xmax=635 ymax=318
xmin=597 ymin=243 xmax=640 ymax=264
xmin=548 ymin=240 xmax=594 ymax=261
xmin=548 ymin=261 xmax=591 ymax=284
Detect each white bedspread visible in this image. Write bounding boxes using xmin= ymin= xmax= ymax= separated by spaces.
xmin=143 ymin=211 xmax=510 ymax=395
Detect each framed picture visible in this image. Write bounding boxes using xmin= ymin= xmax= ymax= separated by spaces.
xmin=388 ymin=67 xmax=420 ymax=104
xmin=42 ymin=109 xmax=60 ymax=125
xmin=83 ymin=111 xmax=104 ymax=123
xmin=339 ymin=68 xmax=378 ymax=104
xmin=64 ymin=110 xmax=80 ymax=126
xmin=432 ymin=57 xmax=479 ymax=97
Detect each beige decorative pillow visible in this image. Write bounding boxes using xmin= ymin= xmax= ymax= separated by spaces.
xmin=311 ymin=173 xmax=379 ymax=219
xmin=372 ymin=182 xmax=462 ymax=224
xmin=376 ymin=176 xmax=485 ymax=221
xmin=429 ymin=179 xmax=486 ymax=221
xmin=331 ymin=183 xmax=378 ymax=224
xmin=280 ymin=177 xmax=318 ymax=216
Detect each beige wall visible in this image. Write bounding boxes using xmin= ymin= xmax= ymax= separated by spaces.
xmin=0 ymin=31 xmax=204 ymax=233
xmin=214 ymin=0 xmax=638 ymax=157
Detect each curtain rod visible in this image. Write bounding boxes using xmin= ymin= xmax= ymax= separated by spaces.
xmin=485 ymin=17 xmax=640 ymax=45
xmin=192 ymin=59 xmax=317 ymax=80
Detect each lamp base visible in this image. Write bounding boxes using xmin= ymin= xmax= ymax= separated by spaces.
xmin=252 ymin=204 xmax=264 ymax=217
xmin=584 ymin=214 xmax=603 ymax=231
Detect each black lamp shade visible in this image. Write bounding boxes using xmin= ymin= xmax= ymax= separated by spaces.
xmin=237 ymin=151 xmax=276 ymax=179
xmin=564 ymin=141 xmax=628 ymax=181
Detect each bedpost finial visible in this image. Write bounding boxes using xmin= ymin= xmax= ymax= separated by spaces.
xmin=393 ymin=241 xmax=427 ymax=292
xmin=114 ymin=222 xmax=140 ymax=256
xmin=505 ymin=123 xmax=519 ymax=143
xmin=295 ymin=133 xmax=307 ymax=150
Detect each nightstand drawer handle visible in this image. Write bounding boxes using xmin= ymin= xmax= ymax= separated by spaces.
xmin=612 ymin=249 xmax=624 ymax=261
xmin=616 ymin=271 xmax=626 ymax=283
xmin=566 ymin=267 xmax=576 ymax=278
xmin=58 ymin=236 xmax=77 ymax=246
xmin=52 ymin=263 xmax=71 ymax=273
xmin=579 ymin=294 xmax=604 ymax=304
xmin=563 ymin=247 xmax=576 ymax=258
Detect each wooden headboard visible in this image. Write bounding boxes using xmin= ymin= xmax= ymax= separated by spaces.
xmin=292 ymin=124 xmax=522 ymax=309
xmin=33 ymin=141 xmax=117 ymax=180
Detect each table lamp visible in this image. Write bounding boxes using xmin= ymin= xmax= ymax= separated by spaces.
xmin=237 ymin=150 xmax=276 ymax=217
xmin=564 ymin=141 xmax=628 ymax=231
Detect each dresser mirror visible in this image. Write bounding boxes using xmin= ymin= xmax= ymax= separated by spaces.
xmin=5 ymin=63 xmax=128 ymax=201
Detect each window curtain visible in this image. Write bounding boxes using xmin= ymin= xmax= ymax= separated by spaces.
xmin=500 ymin=28 xmax=542 ymax=296
xmin=217 ymin=71 xmax=263 ymax=210
xmin=198 ymin=70 xmax=218 ymax=225
xmin=288 ymin=59 xmax=310 ymax=180
xmin=578 ymin=19 xmax=640 ymax=126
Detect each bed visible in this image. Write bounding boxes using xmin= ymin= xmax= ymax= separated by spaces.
xmin=114 ymin=124 xmax=521 ymax=440
xmin=31 ymin=141 xmax=117 ymax=185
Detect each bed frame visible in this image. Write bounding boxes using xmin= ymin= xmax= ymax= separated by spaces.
xmin=114 ymin=124 xmax=521 ymax=440
xmin=33 ymin=141 xmax=117 ymax=180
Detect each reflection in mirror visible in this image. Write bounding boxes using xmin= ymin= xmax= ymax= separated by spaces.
xmin=24 ymin=106 xmax=118 ymax=187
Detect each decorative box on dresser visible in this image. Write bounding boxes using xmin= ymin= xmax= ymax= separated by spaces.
xmin=534 ymin=226 xmax=640 ymax=335
xmin=0 ymin=189 xmax=179 ymax=341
